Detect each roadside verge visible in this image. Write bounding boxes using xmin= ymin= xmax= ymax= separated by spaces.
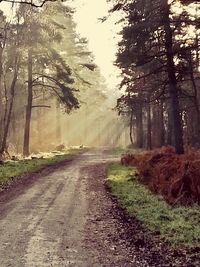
xmin=106 ymin=162 xmax=200 ymax=250
xmin=0 ymin=149 xmax=83 ymax=195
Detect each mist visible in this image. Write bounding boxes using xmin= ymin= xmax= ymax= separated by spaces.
xmin=0 ymin=0 xmax=129 ymax=156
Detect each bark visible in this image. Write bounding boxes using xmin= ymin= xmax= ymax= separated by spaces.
xmin=11 ymin=111 xmax=18 ymax=152
xmin=135 ymin=104 xmax=143 ymax=148
xmin=152 ymin=103 xmax=159 ymax=148
xmin=0 ymin=48 xmax=3 ymax=147
xmin=166 ymin=106 xmax=173 ymax=146
xmin=146 ymin=102 xmax=152 ymax=150
xmin=188 ymin=52 xmax=200 ymax=142
xmin=2 ymin=76 xmax=8 ymax=132
xmin=129 ymin=109 xmax=134 ymax=145
xmin=0 ymin=61 xmax=19 ymax=155
xmin=163 ymin=1 xmax=184 ymax=154
xmin=23 ymin=49 xmax=33 ymax=156
xmin=0 ymin=26 xmax=8 ymax=148
xmin=159 ymin=100 xmax=165 ymax=146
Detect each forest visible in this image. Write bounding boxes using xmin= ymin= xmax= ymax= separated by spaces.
xmin=1 ymin=0 xmax=199 ymax=157
xmin=0 ymin=1 xmax=199 ymax=200
xmin=113 ymin=0 xmax=200 ymax=154
xmin=0 ymin=1 xmax=200 ymax=266
xmin=110 ymin=0 xmax=200 ymax=207
xmin=0 ymin=0 xmax=130 ymax=159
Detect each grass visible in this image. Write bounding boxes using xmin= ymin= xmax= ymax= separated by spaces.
xmin=0 ymin=149 xmax=79 ymax=186
xmin=111 ymin=147 xmax=126 ymax=155
xmin=106 ymin=163 xmax=200 ymax=248
xmin=111 ymin=146 xmax=143 ymax=156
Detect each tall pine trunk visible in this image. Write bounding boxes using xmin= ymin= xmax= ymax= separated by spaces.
xmin=188 ymin=52 xmax=200 ymax=143
xmin=146 ymin=102 xmax=152 ymax=150
xmin=129 ymin=109 xmax=134 ymax=145
xmin=163 ymin=1 xmax=184 ymax=154
xmin=23 ymin=49 xmax=33 ymax=156
xmin=136 ymin=103 xmax=143 ymax=148
xmin=0 ymin=48 xmax=3 ymax=148
xmin=159 ymin=100 xmax=165 ymax=147
xmin=0 ymin=63 xmax=18 ymax=155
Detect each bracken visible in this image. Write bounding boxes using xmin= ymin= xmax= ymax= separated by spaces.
xmin=121 ymin=146 xmax=200 ymax=205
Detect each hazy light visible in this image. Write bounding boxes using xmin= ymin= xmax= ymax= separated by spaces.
xmin=0 ymin=2 xmax=15 ymax=20
xmin=0 ymin=0 xmax=122 ymax=91
xmin=71 ymin=0 xmax=122 ymax=91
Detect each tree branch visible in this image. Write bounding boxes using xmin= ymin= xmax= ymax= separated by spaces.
xmin=0 ymin=0 xmax=57 ymax=8
xmin=32 ymin=105 xmax=51 ymax=108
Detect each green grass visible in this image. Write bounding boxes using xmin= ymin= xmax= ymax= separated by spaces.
xmin=111 ymin=146 xmax=143 ymax=156
xmin=111 ymin=147 xmax=126 ymax=155
xmin=106 ymin=163 xmax=200 ymax=248
xmin=0 ymin=149 xmax=78 ymax=186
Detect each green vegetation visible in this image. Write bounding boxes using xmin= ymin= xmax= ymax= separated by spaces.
xmin=106 ymin=163 xmax=200 ymax=247
xmin=0 ymin=150 xmax=78 ymax=186
xmin=111 ymin=147 xmax=126 ymax=155
xmin=111 ymin=147 xmax=140 ymax=155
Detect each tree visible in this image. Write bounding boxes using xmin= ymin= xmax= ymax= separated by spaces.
xmin=0 ymin=0 xmax=55 ymax=8
xmin=0 ymin=0 xmax=104 ymax=156
xmin=0 ymin=11 xmax=22 ymax=156
xmin=111 ymin=0 xmax=200 ymax=153
xmin=0 ymin=2 xmax=82 ymax=156
xmin=16 ymin=4 xmax=80 ymax=155
xmin=162 ymin=0 xmax=184 ymax=154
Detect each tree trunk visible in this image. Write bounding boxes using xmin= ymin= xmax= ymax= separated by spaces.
xmin=11 ymin=111 xmax=17 ymax=151
xmin=136 ymin=103 xmax=143 ymax=148
xmin=146 ymin=102 xmax=152 ymax=150
xmin=159 ymin=100 xmax=165 ymax=146
xmin=0 ymin=48 xmax=3 ymax=148
xmin=23 ymin=49 xmax=33 ymax=156
xmin=0 ymin=62 xmax=18 ymax=155
xmin=188 ymin=52 xmax=200 ymax=144
xmin=163 ymin=1 xmax=184 ymax=154
xmin=129 ymin=109 xmax=134 ymax=145
xmin=166 ymin=105 xmax=173 ymax=146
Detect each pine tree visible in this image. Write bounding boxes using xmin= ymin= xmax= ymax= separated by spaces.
xmin=111 ymin=0 xmax=200 ymax=153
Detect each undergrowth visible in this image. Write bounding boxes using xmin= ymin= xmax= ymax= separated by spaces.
xmin=121 ymin=146 xmax=200 ymax=204
xmin=106 ymin=162 xmax=200 ymax=248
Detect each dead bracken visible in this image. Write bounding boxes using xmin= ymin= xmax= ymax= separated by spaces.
xmin=121 ymin=146 xmax=200 ymax=205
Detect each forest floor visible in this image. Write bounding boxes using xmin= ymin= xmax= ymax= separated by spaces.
xmin=0 ymin=149 xmax=199 ymax=267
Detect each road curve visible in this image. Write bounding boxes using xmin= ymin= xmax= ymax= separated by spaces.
xmin=0 ymin=149 xmax=119 ymax=267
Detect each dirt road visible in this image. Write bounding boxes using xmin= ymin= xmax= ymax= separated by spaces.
xmin=1 ymin=149 xmax=198 ymax=267
xmin=0 ymin=149 xmax=133 ymax=267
